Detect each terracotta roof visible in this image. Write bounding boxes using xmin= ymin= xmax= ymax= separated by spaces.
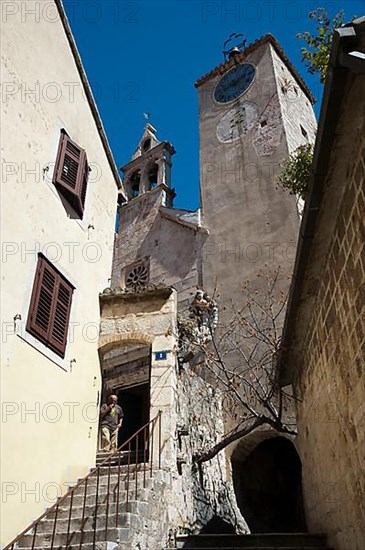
xmin=195 ymin=33 xmax=315 ymax=104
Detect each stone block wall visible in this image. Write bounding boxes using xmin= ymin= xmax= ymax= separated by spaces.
xmin=112 ymin=188 xmax=201 ymax=313
xmin=99 ymin=288 xmax=179 ymax=468
xmin=294 ymin=83 xmax=365 ymax=550
xmin=168 ymin=367 xmax=248 ymax=535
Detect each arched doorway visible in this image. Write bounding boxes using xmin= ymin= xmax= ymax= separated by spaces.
xmin=232 ymin=436 xmax=306 ymax=533
xmin=100 ymin=342 xmax=151 ymax=454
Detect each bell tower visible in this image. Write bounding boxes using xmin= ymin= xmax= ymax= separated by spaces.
xmin=196 ymin=34 xmax=317 ymax=302
xmin=120 ymin=123 xmax=175 ymax=206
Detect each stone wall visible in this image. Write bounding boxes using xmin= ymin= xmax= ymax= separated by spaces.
xmin=197 ymin=39 xmax=305 ymax=315
xmin=98 ymin=288 xmax=247 ymax=547
xmin=270 ymin=46 xmax=317 ymax=154
xmin=294 ymin=75 xmax=365 ymax=550
xmin=168 ymin=366 xmax=248 ymax=535
xmin=99 ymin=288 xmax=179 ymax=468
xmin=112 ymin=188 xmax=201 ymax=313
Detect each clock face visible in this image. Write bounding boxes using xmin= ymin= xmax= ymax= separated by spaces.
xmin=216 ymin=101 xmax=258 ymax=143
xmin=214 ymin=63 xmax=256 ymax=104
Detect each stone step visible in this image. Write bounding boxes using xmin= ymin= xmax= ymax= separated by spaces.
xmin=45 ymin=498 xmax=150 ymax=519
xmin=17 ymin=526 xmax=131 ymax=547
xmin=175 ymin=534 xmax=329 ymax=549
xmin=91 ymin=464 xmax=164 ymax=477
xmin=74 ymin=469 xmax=153 ymax=489
xmin=36 ymin=511 xmax=140 ymax=534
xmin=58 ymin=482 xmax=152 ymax=507
xmin=16 ymin=543 xmax=133 ymax=550
xmin=95 ymin=451 xmax=147 ymax=466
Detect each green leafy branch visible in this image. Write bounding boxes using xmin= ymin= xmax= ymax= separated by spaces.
xmin=276 ymin=144 xmax=314 ymax=200
xmin=297 ymin=8 xmax=346 ymax=84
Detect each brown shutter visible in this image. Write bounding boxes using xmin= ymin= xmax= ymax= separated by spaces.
xmin=79 ymin=153 xmax=89 ymax=210
xmin=53 ymin=130 xmax=88 ymax=218
xmin=26 ymin=255 xmax=74 ymax=358
xmin=27 ymin=257 xmax=57 ymax=344
xmin=48 ymin=278 xmax=73 ymax=357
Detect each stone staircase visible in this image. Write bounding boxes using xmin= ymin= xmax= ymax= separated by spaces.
xmin=171 ymin=533 xmax=333 ymax=549
xmin=7 ymin=449 xmax=332 ymax=550
xmin=12 ymin=452 xmax=170 ymax=550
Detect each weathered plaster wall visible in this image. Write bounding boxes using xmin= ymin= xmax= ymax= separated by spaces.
xmin=112 ymin=189 xmax=202 ymax=312
xmin=293 ymin=74 xmax=365 ymax=550
xmin=270 ymin=46 xmax=317 ymax=154
xmin=198 ymin=40 xmax=305 ymax=314
xmin=0 ymin=8 xmax=117 ymax=546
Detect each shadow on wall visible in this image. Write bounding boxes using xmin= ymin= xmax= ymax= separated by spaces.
xmin=181 ymin=517 xmax=236 ymax=547
xmin=232 ymin=437 xmax=307 ymax=533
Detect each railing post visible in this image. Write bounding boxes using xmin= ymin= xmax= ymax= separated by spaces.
xmin=92 ymin=467 xmax=100 ymax=550
xmin=66 ymin=490 xmax=74 ymax=549
xmin=31 ymin=522 xmax=37 ymax=550
xmin=158 ymin=411 xmax=162 ymax=469
xmin=105 ymin=457 xmax=111 ymax=538
xmin=50 ymin=503 xmax=58 ymax=550
xmin=143 ymin=426 xmax=147 ymax=488
xmin=150 ymin=417 xmax=155 ymax=477
xmin=135 ymin=434 xmax=139 ymax=499
xmin=126 ymin=440 xmax=131 ymax=507
xmin=79 ymin=478 xmax=88 ymax=550
xmin=115 ymin=449 xmax=121 ymax=527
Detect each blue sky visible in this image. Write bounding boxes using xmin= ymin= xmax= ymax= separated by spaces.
xmin=62 ymin=0 xmax=362 ymax=210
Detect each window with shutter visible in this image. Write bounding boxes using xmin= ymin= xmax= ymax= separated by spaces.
xmin=53 ymin=129 xmax=89 ymax=218
xmin=26 ymin=255 xmax=75 ymax=358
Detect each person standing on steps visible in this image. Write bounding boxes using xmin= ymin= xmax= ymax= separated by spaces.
xmin=100 ymin=394 xmax=124 ymax=453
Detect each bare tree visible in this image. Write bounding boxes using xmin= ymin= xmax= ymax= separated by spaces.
xmin=178 ymin=267 xmax=297 ymax=465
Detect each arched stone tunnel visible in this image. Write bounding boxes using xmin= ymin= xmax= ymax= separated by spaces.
xmin=231 ymin=433 xmax=307 ymax=533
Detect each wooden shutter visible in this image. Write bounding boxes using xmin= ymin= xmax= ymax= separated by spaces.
xmin=79 ymin=155 xmax=89 ymax=210
xmin=53 ymin=130 xmax=88 ymax=218
xmin=26 ymin=255 xmax=74 ymax=358
xmin=48 ymin=278 xmax=73 ymax=356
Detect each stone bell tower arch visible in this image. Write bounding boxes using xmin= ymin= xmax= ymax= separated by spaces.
xmin=121 ymin=123 xmax=175 ymax=205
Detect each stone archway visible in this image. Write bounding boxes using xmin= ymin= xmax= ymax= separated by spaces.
xmin=231 ymin=434 xmax=306 ymax=533
xmin=99 ymin=338 xmax=153 ymax=450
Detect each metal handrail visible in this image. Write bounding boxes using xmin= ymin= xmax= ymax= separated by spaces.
xmin=4 ymin=411 xmax=163 ymax=550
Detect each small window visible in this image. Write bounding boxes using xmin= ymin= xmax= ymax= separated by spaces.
xmin=300 ymin=125 xmax=308 ymax=139
xmin=123 ymin=259 xmax=150 ymax=291
xmin=26 ymin=255 xmax=74 ymax=358
xmin=260 ymin=120 xmax=267 ymax=128
xmin=53 ymin=129 xmax=89 ymax=219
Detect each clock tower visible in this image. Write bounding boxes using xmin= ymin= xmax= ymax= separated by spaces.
xmin=195 ymin=34 xmax=317 ymax=307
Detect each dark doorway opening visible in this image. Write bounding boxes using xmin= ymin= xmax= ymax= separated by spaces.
xmin=117 ymin=382 xmax=150 ymax=449
xmin=200 ymin=516 xmax=235 ymax=534
xmin=232 ymin=437 xmax=306 ymax=533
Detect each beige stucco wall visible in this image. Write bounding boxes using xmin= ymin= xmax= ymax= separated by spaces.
xmin=293 ymin=74 xmax=365 ymax=550
xmin=1 ymin=5 xmax=118 ymax=545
